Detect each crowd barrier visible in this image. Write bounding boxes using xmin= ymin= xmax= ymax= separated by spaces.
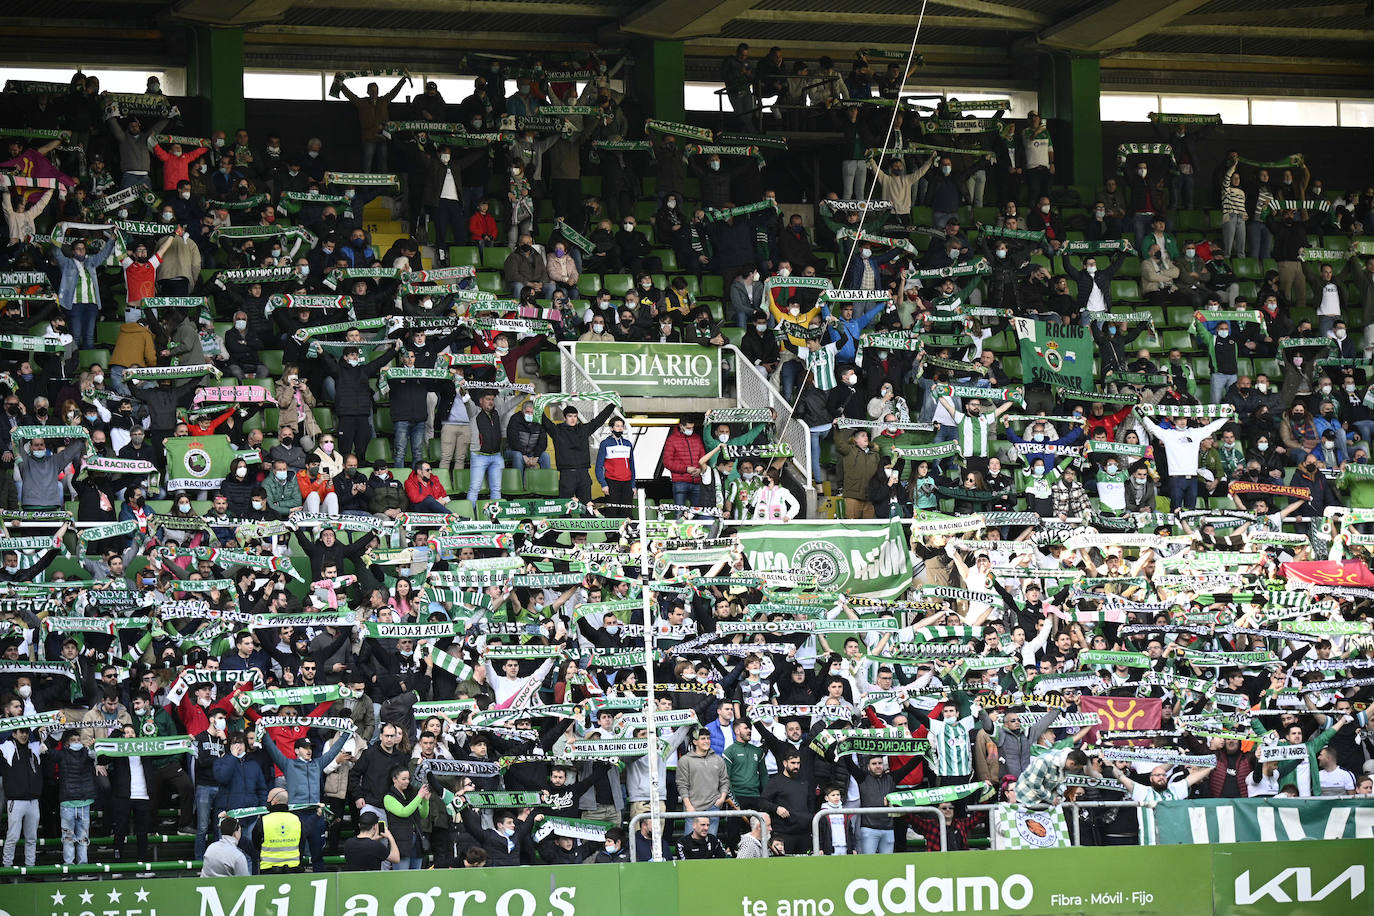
xmin=2 ymin=839 xmax=1368 ymax=916
xmin=627 ymin=808 xmax=771 ymax=861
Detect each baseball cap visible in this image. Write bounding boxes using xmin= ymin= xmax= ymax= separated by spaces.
xmin=358 ymin=811 xmax=380 ymax=829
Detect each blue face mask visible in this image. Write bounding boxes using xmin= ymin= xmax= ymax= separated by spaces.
xmin=30 ymin=449 xmax=46 ymax=459
xmin=275 ymin=470 xmax=289 ymax=481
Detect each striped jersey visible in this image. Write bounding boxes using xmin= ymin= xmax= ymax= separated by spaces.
xmin=953 ymin=410 xmax=997 ymax=458
xmin=927 ymin=713 xmax=976 ymax=776
xmin=1129 ymin=780 xmax=1186 ymax=844
xmin=806 ymin=342 xmax=838 ymax=391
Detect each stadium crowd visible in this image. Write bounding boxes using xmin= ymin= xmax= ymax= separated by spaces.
xmin=0 ymin=52 xmax=1370 ymax=875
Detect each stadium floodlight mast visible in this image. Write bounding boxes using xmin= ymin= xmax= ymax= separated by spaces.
xmin=638 ymin=488 xmax=666 ymax=861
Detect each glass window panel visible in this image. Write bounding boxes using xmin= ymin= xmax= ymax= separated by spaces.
xmin=1249 ymin=98 xmax=1337 ymax=127
xmin=244 ymin=71 xmax=323 ymax=101
xmin=1100 ymin=94 xmax=1158 ymax=122
xmin=1339 ymin=101 xmax=1374 ymax=128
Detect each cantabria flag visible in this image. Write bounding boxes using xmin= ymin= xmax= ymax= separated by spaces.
xmin=1012 ymin=317 xmax=1094 ymax=392
xmin=165 ymin=434 xmax=239 ymax=490
xmin=990 ymin=804 xmax=1072 ymax=850
xmin=738 ymin=520 xmax=913 ymax=600
xmin=1155 ymin=797 xmax=1374 ymax=845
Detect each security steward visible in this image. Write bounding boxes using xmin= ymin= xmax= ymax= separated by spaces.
xmin=253 ymin=786 xmax=303 ymax=872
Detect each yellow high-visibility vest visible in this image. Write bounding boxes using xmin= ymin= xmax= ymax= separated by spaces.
xmin=259 ymin=810 xmax=302 ymax=870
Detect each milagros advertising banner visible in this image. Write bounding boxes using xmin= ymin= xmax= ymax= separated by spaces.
xmin=5 ymin=840 xmax=1374 ymax=916
xmin=739 ymin=520 xmax=913 ymax=600
xmin=574 ymin=342 xmax=721 ymax=398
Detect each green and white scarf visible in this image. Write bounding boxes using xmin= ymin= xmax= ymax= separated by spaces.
xmin=93 ymin=737 xmax=194 ymax=757
xmin=123 ymin=364 xmax=220 ymax=382
xmin=886 ymin=782 xmax=987 ymax=808
xmin=215 ymin=266 xmax=301 ymax=284
xmin=932 ymin=382 xmax=1023 ymax=404
xmin=1151 ymin=113 xmax=1220 ymax=126
xmin=323 ymin=171 xmax=400 ymax=187
xmin=234 ymin=683 xmax=354 ymax=712
xmin=1116 ymin=143 xmax=1175 ymax=170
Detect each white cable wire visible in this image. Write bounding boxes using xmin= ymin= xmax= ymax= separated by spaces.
xmin=836 ymin=0 xmax=931 ymax=287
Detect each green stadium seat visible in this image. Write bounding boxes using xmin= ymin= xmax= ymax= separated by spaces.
xmin=633 ymin=200 xmax=657 ymax=223
xmin=364 ymin=439 xmax=391 ymax=463
xmin=603 ymin=274 xmax=634 ymax=296
xmin=677 ymin=275 xmax=699 ymax=296
xmin=448 ymin=247 xmax=482 ymax=268
xmin=1117 ymin=257 xmax=1142 ymax=278
xmin=577 ymin=274 xmax=602 ymax=298
xmin=1002 ymin=355 xmax=1020 ymax=377
xmin=451 ymin=470 xmax=471 ymax=494
xmin=79 ymin=350 xmax=110 ymax=370
xmin=1166 ymin=307 xmax=1195 ymax=328
xmin=501 ymin=468 xmax=528 ymax=496
xmin=260 ymin=350 xmax=284 ymax=377
xmin=1232 ymin=258 xmax=1263 ymax=280
xmin=97 ymin=323 xmax=122 ymax=347
xmin=476 ymin=271 xmax=504 ymax=294
xmin=1110 ymin=279 xmax=1140 ymax=301
xmin=481 ymin=246 xmax=508 ymax=271
xmin=910 ymin=206 xmax=934 ymax=226
xmin=699 ymin=276 xmax=724 ymax=298
xmin=526 ymin=468 xmax=559 ymax=496
xmin=374 ymin=407 xmax=393 ymax=434
xmin=1160 ymin=330 xmax=1193 ymax=350
xmin=580 ymin=177 xmax=602 ymax=196
xmin=723 ymin=327 xmax=745 ymax=347
xmin=654 ymin=248 xmax=678 ymax=271
xmin=537 ymin=351 xmax=562 ymax=378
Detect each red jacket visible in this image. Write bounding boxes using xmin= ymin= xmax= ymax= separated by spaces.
xmin=153 ymin=145 xmax=208 ymax=191
xmin=245 ymin=701 xmax=333 ymax=778
xmin=176 ymin=680 xmax=247 ymax=737
xmin=405 ymin=470 xmax=448 ymax=505
xmin=1084 ymin=404 xmax=1133 ymax=441
xmin=661 ymin=429 xmax=705 ymax=483
xmin=468 ymin=212 xmax=498 ymax=241
xmin=866 ymin=704 xmax=927 ymax=787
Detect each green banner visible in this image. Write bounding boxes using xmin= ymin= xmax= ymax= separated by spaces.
xmin=738 ymin=520 xmax=912 ymax=600
xmin=574 ymin=342 xmax=721 ymax=398
xmin=1012 ymin=317 xmax=1094 ymax=391
xmin=1157 ymin=796 xmax=1374 ymax=845
xmin=164 ymin=434 xmax=238 ymax=490
xmin=3 ymin=840 xmax=1373 ymax=915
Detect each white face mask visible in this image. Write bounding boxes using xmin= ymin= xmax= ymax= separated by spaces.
xmin=709 ymin=161 xmax=720 ymax=171
xmin=17 ymin=684 xmax=30 ymax=698
xmin=236 ymin=467 xmax=247 ymax=479
xmin=1257 ymin=382 xmax=1268 ymax=393
xmin=234 ymin=319 xmax=246 ymax=331
xmin=1095 ymin=208 xmax=1105 ymax=218
xmin=1040 ymin=204 xmax=1051 ymax=214
xmin=510 ymin=168 xmax=521 ymax=177
xmin=1085 ymin=265 xmax=1097 ymax=275
xmin=1137 ymin=169 xmax=1148 ymax=178
xmin=996 ymin=249 xmax=1007 ymax=259
xmin=1106 ymin=464 xmax=1118 ymax=474
xmin=860 ymin=247 xmax=872 ymax=260
xmin=1184 ymin=248 xmax=1196 ymax=258
xmin=940 ymin=165 xmax=951 ymax=176
xmin=1336 ymin=329 xmax=1348 ymax=340
xmin=623 ymin=222 xmax=634 ymax=232
xmin=439 ymin=153 xmax=450 ymax=164
xmin=718 ymin=432 xmax=730 ymax=443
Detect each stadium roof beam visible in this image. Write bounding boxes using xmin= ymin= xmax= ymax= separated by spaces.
xmin=620 ymin=0 xmax=765 ymax=40
xmin=1038 ymin=0 xmax=1214 ymax=52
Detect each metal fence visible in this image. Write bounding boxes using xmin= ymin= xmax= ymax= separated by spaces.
xmin=811 ymin=806 xmax=947 ymax=855
xmin=627 ymin=809 xmax=771 ymax=862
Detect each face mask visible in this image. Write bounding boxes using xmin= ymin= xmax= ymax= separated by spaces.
xmin=592 ymin=323 xmax=604 ymax=333
xmin=233 ymin=748 xmax=246 ymax=758
xmin=69 ymin=739 xmax=84 ymax=750
xmin=502 ymin=827 xmax=515 ymax=837
xmin=1095 ymin=208 xmax=1105 ymax=218
xmin=1321 ymin=385 xmax=1331 ymax=395
xmin=623 ymin=222 xmax=634 ymax=232
xmin=717 ymin=432 xmax=730 ymax=444
xmin=299 ymin=265 xmax=310 ymax=277
xmin=789 ymin=306 xmax=800 ymax=316
xmin=1218 ymin=328 xmax=1229 ymax=338
xmin=1039 ymin=204 xmax=1051 ymax=214
xmin=1108 ymin=326 xmax=1117 ymax=336
xmin=510 ymin=168 xmax=521 ymax=177
xmin=1336 ymin=329 xmax=1348 ymax=340
xmin=211 ymin=718 xmax=226 ymax=731
xmin=17 ymin=684 xmax=31 ymax=698
xmin=940 ymin=165 xmax=952 ymax=176
xmin=275 ymin=470 xmax=289 ymax=481
xmin=709 ymin=161 xmax=720 ymax=171
xmin=117 ymin=208 xmax=128 ymax=219
xmin=30 ymin=449 xmax=46 ymax=459
xmin=860 ymin=247 xmax=872 ymax=260
xmin=1032 ymin=466 xmax=1045 ymax=476
xmin=347 ymin=357 xmax=363 ymax=367
xmin=604 ymin=843 xmax=619 ymax=855
xmin=1138 ymin=169 xmax=1148 ymax=178
xmin=496 ymin=345 xmax=509 ymax=355
xmin=1106 ymin=463 xmax=1118 ymax=474
xmin=307 ymin=150 xmax=319 ymax=158
xmin=1185 ymin=248 xmax=1196 ymax=258
xmin=1257 ymin=441 xmax=1269 ymax=452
